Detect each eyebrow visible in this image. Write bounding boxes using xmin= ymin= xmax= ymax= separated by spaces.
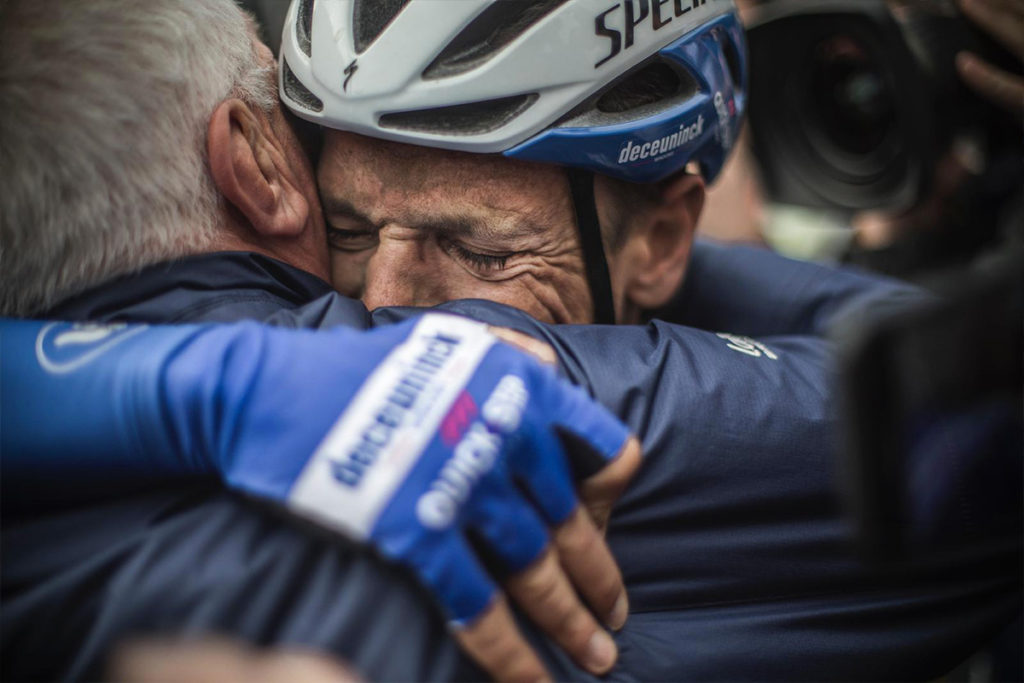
xmin=322 ymin=198 xmax=382 ymax=229
xmin=321 ymin=195 xmax=550 ymax=241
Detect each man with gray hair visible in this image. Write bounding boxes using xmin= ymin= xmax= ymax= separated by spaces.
xmin=0 ymin=1 xmax=320 ymax=315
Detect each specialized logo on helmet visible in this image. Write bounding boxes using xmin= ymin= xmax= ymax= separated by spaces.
xmin=595 ymin=0 xmax=719 ymax=68
xmin=343 ymin=59 xmax=358 ymax=92
xmin=617 ymin=114 xmax=704 ymax=164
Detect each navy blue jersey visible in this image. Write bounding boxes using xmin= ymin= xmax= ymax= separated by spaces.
xmin=2 ymin=244 xmax=1019 ymax=681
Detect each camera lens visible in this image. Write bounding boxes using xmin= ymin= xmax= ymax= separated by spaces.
xmin=808 ymin=35 xmax=896 ymax=156
xmin=747 ymin=7 xmax=933 ymax=210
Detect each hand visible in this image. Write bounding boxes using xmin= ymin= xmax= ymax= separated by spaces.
xmin=5 ymin=314 xmax=640 ymax=681
xmin=956 ymin=0 xmax=1024 ymax=116
xmin=214 ymin=314 xmax=640 ymax=681
xmin=486 ymin=325 xmax=640 ymax=531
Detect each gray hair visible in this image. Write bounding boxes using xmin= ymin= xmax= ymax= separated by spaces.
xmin=0 ymin=0 xmax=277 ymax=316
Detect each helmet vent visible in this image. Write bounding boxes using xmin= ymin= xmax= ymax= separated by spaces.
xmin=353 ymin=0 xmax=410 ymax=54
xmin=596 ymin=62 xmax=687 ymax=113
xmin=282 ymin=58 xmax=324 ymax=113
xmin=559 ymin=60 xmax=696 ymax=127
xmin=296 ymin=0 xmax=313 ymax=57
xmin=423 ymin=0 xmax=569 ymax=80
xmin=379 ymin=94 xmax=539 ymax=136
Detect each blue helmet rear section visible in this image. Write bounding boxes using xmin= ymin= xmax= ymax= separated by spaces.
xmin=505 ymin=12 xmax=747 ymax=184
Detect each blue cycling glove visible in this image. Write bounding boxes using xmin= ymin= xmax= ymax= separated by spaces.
xmin=2 ymin=313 xmax=630 ymax=624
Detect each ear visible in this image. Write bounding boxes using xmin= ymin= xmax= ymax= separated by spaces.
xmin=207 ymin=99 xmax=309 ymax=238
xmin=617 ymin=173 xmax=705 ymax=311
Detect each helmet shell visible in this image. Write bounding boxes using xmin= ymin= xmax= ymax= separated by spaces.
xmin=280 ymin=0 xmax=746 ymax=183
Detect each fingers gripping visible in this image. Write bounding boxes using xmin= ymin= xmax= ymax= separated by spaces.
xmin=959 ymin=0 xmax=1024 ymax=57
xmin=469 ymin=475 xmax=623 ymax=677
xmin=277 ymin=317 xmax=634 ymax=680
xmin=408 ymin=531 xmax=499 ymax=626
xmin=469 ymin=474 xmax=551 ymax=574
xmin=453 ymin=597 xmax=549 ymax=683
xmin=541 ymin=365 xmax=633 ymax=474
xmin=957 ymin=52 xmax=1024 ymax=114
xmin=956 ymin=0 xmax=1024 ymax=115
xmin=403 ymin=533 xmax=552 ymax=682
xmin=496 ymin=360 xmax=631 ymax=527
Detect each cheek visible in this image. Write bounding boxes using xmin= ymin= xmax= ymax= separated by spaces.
xmin=357 ymin=245 xmax=474 ymax=309
xmin=453 ymin=280 xmax=540 ymax=316
xmin=512 ymin=248 xmax=593 ymax=324
xmin=330 ymin=251 xmax=369 ymax=298
xmin=529 ymin=268 xmax=592 ymax=324
xmin=464 ymin=267 xmax=592 ymax=324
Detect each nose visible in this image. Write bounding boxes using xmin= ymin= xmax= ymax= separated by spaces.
xmin=361 ymin=226 xmax=439 ymax=310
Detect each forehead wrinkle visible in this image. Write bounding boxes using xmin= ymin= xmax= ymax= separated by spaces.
xmin=458 ymin=171 xmax=573 ymax=240
xmin=388 ymin=204 xmax=545 ymax=244
xmin=323 ymin=131 xmax=573 ymax=243
xmin=409 ymin=192 xmax=562 ymax=245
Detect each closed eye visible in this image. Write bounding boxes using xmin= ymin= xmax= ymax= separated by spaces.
xmin=327 ymin=225 xmax=378 ymax=252
xmin=440 ymin=236 xmax=514 ymax=273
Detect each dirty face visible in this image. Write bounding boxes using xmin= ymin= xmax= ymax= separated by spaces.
xmin=317 ymin=130 xmax=595 ymax=323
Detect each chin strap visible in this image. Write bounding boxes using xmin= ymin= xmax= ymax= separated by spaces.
xmin=567 ymin=168 xmax=616 ymax=325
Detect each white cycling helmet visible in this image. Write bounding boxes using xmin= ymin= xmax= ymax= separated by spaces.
xmin=280 ymin=0 xmax=745 ymax=184
xmin=279 ymin=0 xmax=747 ymax=322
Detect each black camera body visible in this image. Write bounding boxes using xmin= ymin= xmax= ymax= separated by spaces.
xmin=836 ymin=248 xmax=1023 ymax=559
xmin=746 ymin=0 xmax=1020 ymax=212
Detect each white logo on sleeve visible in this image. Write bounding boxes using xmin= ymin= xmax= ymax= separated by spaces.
xmin=35 ymin=322 xmax=148 ymax=374
xmin=417 ymin=374 xmax=530 ymax=530
xmin=482 ymin=374 xmax=528 ymax=433
xmin=716 ymin=333 xmax=778 ymax=360
xmin=416 ymin=422 xmax=502 ymax=530
xmin=288 ymin=314 xmax=497 ymax=538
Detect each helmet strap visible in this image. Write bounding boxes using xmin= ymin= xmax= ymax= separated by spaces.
xmin=567 ymin=168 xmax=616 ymax=325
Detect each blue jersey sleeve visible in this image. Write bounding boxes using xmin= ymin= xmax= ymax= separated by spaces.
xmin=1 ymin=319 xmax=386 ymax=507
xmin=2 ymin=319 xmax=209 ymax=506
xmin=3 ymin=314 xmax=639 ymax=631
